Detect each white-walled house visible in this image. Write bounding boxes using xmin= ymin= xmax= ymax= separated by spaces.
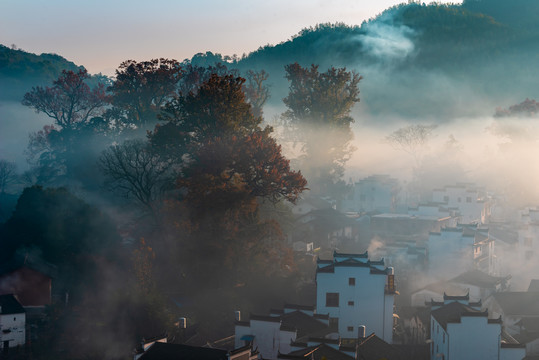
xmin=341 ymin=175 xmax=400 ymax=214
xmin=234 ymin=304 xmax=333 ymax=360
xmin=315 ymin=251 xmax=396 ymax=343
xmin=429 ymin=297 xmax=525 ymax=360
xmin=431 ymin=184 xmax=490 ymax=224
xmin=0 ymin=294 xmax=25 ymax=349
xmin=427 ymin=226 xmax=495 ymax=280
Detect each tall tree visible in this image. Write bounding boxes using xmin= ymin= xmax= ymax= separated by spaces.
xmin=281 ymin=63 xmax=361 ymax=196
xmin=151 ymin=73 xmax=306 ymax=283
xmin=385 ymin=124 xmax=437 ymax=167
xmin=99 ymin=139 xmax=173 ymax=215
xmin=108 ymin=58 xmax=182 ymax=128
xmin=244 ymin=69 xmax=270 ymax=118
xmin=22 ymin=69 xmax=109 ymax=183
xmin=22 ymin=69 xmax=108 ymax=130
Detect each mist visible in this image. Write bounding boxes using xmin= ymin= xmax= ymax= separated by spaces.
xmin=2 ymin=1 xmax=539 ymax=359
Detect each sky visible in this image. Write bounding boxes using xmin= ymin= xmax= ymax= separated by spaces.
xmin=0 ymin=0 xmax=461 ymax=76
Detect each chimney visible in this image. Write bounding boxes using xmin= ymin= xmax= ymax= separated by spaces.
xmin=358 ymin=325 xmax=366 ymax=339
xmin=387 ymin=267 xmax=395 ymax=293
xmin=235 ymin=311 xmax=241 ymax=322
xmin=179 ymin=317 xmax=187 ymax=329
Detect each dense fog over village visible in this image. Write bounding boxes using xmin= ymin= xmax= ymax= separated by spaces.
xmin=1 ymin=0 xmax=539 ymax=359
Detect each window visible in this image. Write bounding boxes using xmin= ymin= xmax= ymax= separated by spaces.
xmin=443 ymin=196 xmax=449 ymax=202
xmin=458 ymin=197 xmax=461 ymax=203
xmin=347 ymin=326 xmax=354 ymax=332
xmin=326 ymin=293 xmax=339 ymax=307
xmin=348 ymin=301 xmax=354 ymax=306
xmin=349 ymin=277 xmax=355 ymax=286
xmin=466 ymin=197 xmax=472 ymax=203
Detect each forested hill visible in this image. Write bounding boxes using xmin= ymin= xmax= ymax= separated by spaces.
xmin=3 ymin=0 xmax=539 ymax=118
xmin=231 ymin=1 xmax=539 ymax=118
xmin=0 ymin=45 xmax=82 ymax=101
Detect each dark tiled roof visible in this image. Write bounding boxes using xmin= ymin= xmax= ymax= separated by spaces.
xmin=450 ymin=270 xmax=505 ymax=288
xmin=138 ymin=342 xmax=228 ymax=360
xmin=443 ymin=292 xmax=469 ymax=301
xmin=419 ymin=281 xmax=467 ymax=297
xmin=250 ymin=314 xmax=281 ymax=323
xmin=0 ymin=251 xmax=57 ymax=278
xmin=492 ymin=292 xmax=539 ymax=316
xmin=234 ymin=321 xmax=249 ymax=327
xmin=431 ymin=301 xmax=488 ymax=330
xmin=0 ymin=294 xmax=25 ymax=314
xmin=279 ymin=344 xmax=353 ymax=360
xmin=280 ymin=324 xmax=297 ymax=332
xmin=313 ymin=314 xmax=329 ymax=320
xmin=357 ymin=333 xmax=403 ymax=360
xmin=393 ymin=344 xmax=430 ymax=360
xmin=281 ymin=311 xmax=331 ymax=338
xmin=334 ymin=251 xmax=369 ymax=259
xmin=284 ymin=303 xmax=315 ymax=311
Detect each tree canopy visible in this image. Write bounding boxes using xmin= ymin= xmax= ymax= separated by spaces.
xmin=282 ymin=63 xmax=361 ymax=196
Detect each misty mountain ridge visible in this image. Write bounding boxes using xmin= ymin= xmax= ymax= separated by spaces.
xmin=2 ymin=0 xmax=539 ymax=120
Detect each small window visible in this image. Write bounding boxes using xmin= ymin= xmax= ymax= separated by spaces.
xmin=347 ymin=326 xmax=354 ymax=332
xmin=13 ymin=317 xmax=15 ymax=321
xmin=443 ymin=196 xmax=449 ymax=202
xmin=349 ymin=278 xmax=355 ymax=286
xmin=348 ymin=301 xmax=354 ymax=306
xmin=443 ymin=332 xmax=445 ymax=343
xmin=458 ymin=197 xmax=461 ymax=203
xmin=466 ymin=197 xmax=472 ymax=203
xmin=326 ymin=293 xmax=339 ymax=307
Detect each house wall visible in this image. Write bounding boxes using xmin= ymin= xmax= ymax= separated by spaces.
xmin=447 ymin=317 xmax=500 ymax=360
xmin=431 ymin=315 xmax=501 ymax=360
xmin=278 ymin=330 xmax=296 ymax=356
xmin=316 ymin=265 xmax=394 ymax=343
xmin=342 ymin=176 xmax=399 ymax=213
xmin=500 ymin=347 xmax=526 ymax=360
xmin=432 ymin=186 xmax=486 ymax=224
xmin=235 ymin=324 xmax=252 ymax=349
xmin=0 ymin=313 xmax=25 ymax=348
xmin=428 ymin=229 xmax=475 ymax=280
xmin=234 ymin=320 xmax=296 ymax=359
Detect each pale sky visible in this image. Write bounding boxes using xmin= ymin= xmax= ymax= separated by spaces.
xmin=0 ymin=0 xmax=461 ymax=76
